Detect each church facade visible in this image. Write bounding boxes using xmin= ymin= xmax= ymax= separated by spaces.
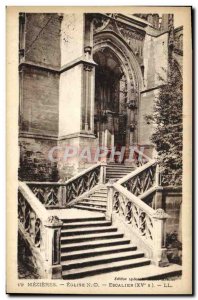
xmin=19 ymin=12 xmax=183 ymax=181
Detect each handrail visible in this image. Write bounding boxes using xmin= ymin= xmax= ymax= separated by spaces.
xmin=18 ymin=181 xmax=63 ymax=279
xmin=133 ymin=148 xmax=152 ymax=163
xmin=117 ymin=159 xmax=156 ymax=185
xmin=25 ymin=162 xmax=102 ymax=186
xmin=19 ymin=181 xmax=50 ymax=220
xmin=106 ymin=159 xmax=169 ymax=266
xmin=113 ymin=183 xmax=155 ymax=217
xmin=64 ymin=162 xmax=102 ymax=185
xmin=139 ymin=186 xmax=161 ymax=200
xmin=26 ymin=162 xmax=106 ymax=208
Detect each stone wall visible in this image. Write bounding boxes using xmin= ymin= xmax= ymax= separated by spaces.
xmin=162 ymin=187 xmax=182 ymax=238
xmin=19 ymin=13 xmax=61 ymax=181
xmin=19 ymin=136 xmax=58 ymax=181
xmin=161 ymin=187 xmax=182 ymax=264
xmin=143 ymin=31 xmax=168 ymax=90
xmin=25 ymin=13 xmax=61 ymax=68
xmin=20 ymin=66 xmax=59 ymax=135
xmin=57 ymin=135 xmax=98 ymax=181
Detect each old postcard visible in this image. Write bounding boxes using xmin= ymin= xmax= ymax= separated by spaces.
xmin=6 ymin=6 xmax=192 ymax=294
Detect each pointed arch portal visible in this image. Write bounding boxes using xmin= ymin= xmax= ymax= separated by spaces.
xmin=93 ymin=31 xmax=143 ymax=156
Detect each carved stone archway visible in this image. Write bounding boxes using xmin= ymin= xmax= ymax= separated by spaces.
xmin=93 ymin=29 xmax=143 ymax=148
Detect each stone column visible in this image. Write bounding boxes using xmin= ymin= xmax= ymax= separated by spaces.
xmin=44 ymin=216 xmax=63 ymax=279
xmin=99 ymin=162 xmax=107 ymax=184
xmin=57 ymin=14 xmax=97 ymax=178
xmin=152 ymin=209 xmax=169 ymax=267
xmin=154 ymin=163 xmax=163 ymax=209
xmin=106 ymin=180 xmax=115 ymax=221
xmin=82 ymin=62 xmax=95 ymax=133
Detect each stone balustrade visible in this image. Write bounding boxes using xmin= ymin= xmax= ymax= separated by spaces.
xmin=106 ymin=162 xmax=169 ymax=267
xmin=18 ymin=181 xmax=63 ymax=279
xmin=26 ymin=162 xmax=107 ymax=208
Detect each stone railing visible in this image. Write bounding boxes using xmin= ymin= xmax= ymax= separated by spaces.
xmin=131 ymin=148 xmax=151 ymax=167
xmin=106 ymin=156 xmax=169 ymax=266
xmin=117 ymin=159 xmax=159 ymax=196
xmin=18 ymin=181 xmax=63 ymax=279
xmin=106 ymin=182 xmax=169 ymax=266
xmin=26 ymin=162 xmax=107 ymax=208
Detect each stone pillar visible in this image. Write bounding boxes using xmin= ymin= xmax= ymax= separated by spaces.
xmin=99 ymin=162 xmax=107 ymax=184
xmin=44 ymin=216 xmax=63 ymax=279
xmin=57 ymin=14 xmax=98 ymax=178
xmin=82 ymin=62 xmax=95 ymax=132
xmin=152 ymin=209 xmax=169 ymax=267
xmin=106 ymin=180 xmax=115 ymax=221
xmin=154 ymin=187 xmax=163 ymax=209
xmin=154 ymin=164 xmax=163 ymax=209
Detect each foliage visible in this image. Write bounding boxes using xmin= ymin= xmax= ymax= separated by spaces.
xmin=145 ymin=62 xmax=183 ymax=186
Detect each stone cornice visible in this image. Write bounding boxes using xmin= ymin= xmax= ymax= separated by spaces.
xmin=174 ymin=25 xmax=183 ymax=33
xmin=145 ymin=26 xmax=169 ymax=38
xmin=19 ymin=57 xmax=97 ymax=75
xmin=141 ymin=84 xmax=165 ymax=94
xmin=60 ymin=57 xmax=97 ymax=73
xmin=96 ymin=13 xmax=150 ymax=31
xmin=117 ymin=13 xmax=151 ymax=28
xmin=19 ymin=131 xmax=58 ymax=141
xmin=19 ymin=61 xmax=59 ymax=74
xmin=58 ymin=132 xmax=96 ymax=141
xmin=19 ymin=131 xmax=96 ymax=141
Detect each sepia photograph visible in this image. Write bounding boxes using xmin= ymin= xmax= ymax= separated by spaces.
xmin=6 ymin=6 xmax=192 ymax=294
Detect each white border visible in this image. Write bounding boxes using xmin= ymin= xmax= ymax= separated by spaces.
xmin=2 ymin=1 xmax=195 ymax=299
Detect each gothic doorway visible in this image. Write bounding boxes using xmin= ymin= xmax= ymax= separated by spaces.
xmin=93 ymin=48 xmax=128 ymax=155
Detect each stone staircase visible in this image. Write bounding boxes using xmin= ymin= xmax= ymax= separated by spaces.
xmin=106 ymin=163 xmax=135 ymax=181
xmin=73 ymin=186 xmax=107 ymax=212
xmin=73 ymin=163 xmax=134 ymax=212
xmin=60 ymin=215 xmax=151 ymax=279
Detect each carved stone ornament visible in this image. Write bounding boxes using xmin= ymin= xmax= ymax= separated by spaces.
xmin=45 ymin=216 xmax=63 ymax=227
xmin=126 ymin=99 xmax=137 ymax=110
xmin=84 ymin=64 xmax=93 ymax=72
xmin=107 ymin=178 xmax=117 ymax=186
xmin=129 ymin=120 xmax=137 ymax=132
xmin=153 ymin=209 xmax=169 ymax=219
xmin=93 ymin=14 xmax=145 ymax=58
xmin=84 ymin=46 xmax=92 ymax=54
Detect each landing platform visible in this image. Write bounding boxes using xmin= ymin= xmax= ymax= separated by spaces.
xmin=83 ymin=263 xmax=182 ymax=281
xmin=48 ymin=208 xmax=104 ymax=220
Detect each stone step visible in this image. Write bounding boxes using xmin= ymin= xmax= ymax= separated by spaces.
xmin=73 ymin=204 xmax=106 ymax=212
xmin=62 ymin=220 xmax=111 ymax=229
xmin=61 ymin=216 xmax=106 ymax=223
xmin=106 ymin=175 xmax=122 ymax=179
xmin=77 ymin=201 xmax=107 ymax=208
xmin=92 ymin=190 xmax=107 ymax=196
xmin=106 ymin=167 xmax=134 ymax=172
xmin=107 ymin=166 xmax=134 ymax=170
xmin=60 ymin=238 xmax=131 ymax=252
xmin=83 ymin=197 xmax=107 ymax=202
xmin=106 ymin=171 xmax=131 ymax=175
xmin=62 ymin=250 xmax=145 ymax=270
xmin=91 ymin=194 xmax=107 ymax=198
xmin=61 ymin=244 xmax=137 ymax=260
xmin=61 ymin=232 xmax=124 ymax=244
xmin=62 ymin=257 xmax=150 ymax=279
xmin=61 ymin=226 xmax=117 ymax=237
